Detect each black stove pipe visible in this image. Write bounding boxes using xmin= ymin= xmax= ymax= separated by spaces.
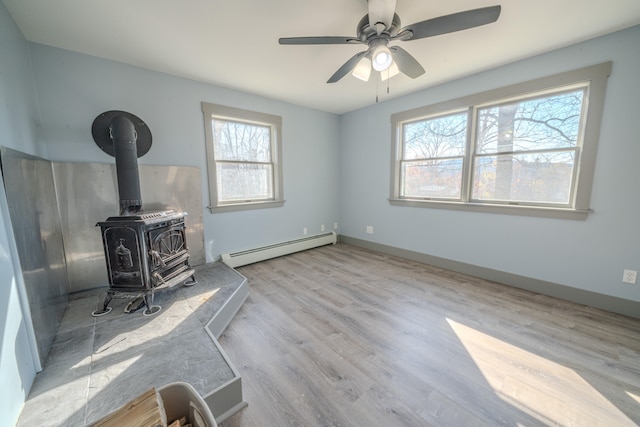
xmin=109 ymin=115 xmax=142 ymax=215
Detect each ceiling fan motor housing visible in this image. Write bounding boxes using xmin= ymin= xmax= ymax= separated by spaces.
xmin=357 ymin=13 xmax=402 ymax=41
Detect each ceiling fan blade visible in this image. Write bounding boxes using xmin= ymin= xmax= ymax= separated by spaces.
xmin=398 ymin=5 xmax=501 ymax=41
xmin=390 ymin=46 xmax=425 ymax=79
xmin=327 ymin=51 xmax=368 ymax=83
xmin=279 ymin=36 xmax=358 ymax=45
xmin=368 ymin=0 xmax=396 ymax=33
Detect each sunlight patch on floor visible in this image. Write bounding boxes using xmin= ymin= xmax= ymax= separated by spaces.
xmin=446 ymin=318 xmax=636 ymax=426
xmin=200 ymin=287 xmax=220 ymax=303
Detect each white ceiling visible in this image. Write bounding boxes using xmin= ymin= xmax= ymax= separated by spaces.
xmin=4 ymin=0 xmax=640 ymax=114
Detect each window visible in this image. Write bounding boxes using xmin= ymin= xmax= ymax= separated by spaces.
xmin=390 ymin=62 xmax=611 ymax=219
xmin=202 ymin=102 xmax=284 ymax=213
xmin=473 ymin=89 xmax=584 ymax=205
xmin=401 ymin=111 xmax=468 ymax=200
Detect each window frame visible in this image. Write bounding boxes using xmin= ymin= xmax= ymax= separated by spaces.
xmin=390 ymin=62 xmax=612 ymax=220
xmin=202 ymin=102 xmax=284 ymax=213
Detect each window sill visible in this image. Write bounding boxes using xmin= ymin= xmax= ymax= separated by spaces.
xmin=208 ymin=200 xmax=285 ymax=214
xmin=388 ymin=198 xmax=590 ymax=220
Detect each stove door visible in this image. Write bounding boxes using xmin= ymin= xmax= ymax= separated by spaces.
xmin=147 ymin=225 xmax=188 ymax=268
xmin=103 ymin=226 xmax=145 ymax=289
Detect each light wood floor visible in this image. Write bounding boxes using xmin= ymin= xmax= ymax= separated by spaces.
xmin=218 ymin=243 xmax=640 ymax=427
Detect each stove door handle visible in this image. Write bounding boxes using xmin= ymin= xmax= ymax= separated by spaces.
xmin=149 ymin=249 xmax=165 ymax=267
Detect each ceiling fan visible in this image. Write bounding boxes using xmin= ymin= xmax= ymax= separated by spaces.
xmin=279 ymin=1 xmax=501 ymax=83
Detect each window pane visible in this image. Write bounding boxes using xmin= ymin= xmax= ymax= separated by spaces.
xmin=402 ymin=159 xmax=463 ymax=199
xmin=476 ymin=89 xmax=584 ymax=154
xmin=472 ymin=151 xmax=575 ymax=204
xmin=217 ymin=163 xmax=273 ymax=201
xmin=212 ymin=119 xmax=271 ymax=162
xmin=403 ymin=112 xmax=467 ymax=160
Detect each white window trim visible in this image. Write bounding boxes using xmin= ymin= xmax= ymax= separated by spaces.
xmin=202 ymin=102 xmax=284 ymax=213
xmin=390 ymin=62 xmax=612 ymax=220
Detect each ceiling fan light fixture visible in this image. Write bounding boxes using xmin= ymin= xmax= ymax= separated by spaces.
xmin=351 ymin=57 xmax=372 ymax=81
xmin=380 ymin=61 xmax=400 ymax=81
xmin=372 ymin=45 xmax=393 ymax=71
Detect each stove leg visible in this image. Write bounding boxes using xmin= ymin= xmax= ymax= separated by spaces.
xmin=92 ymin=291 xmax=114 ymax=317
xmin=142 ymin=293 xmax=161 ymax=316
xmin=184 ymin=273 xmax=197 ymax=287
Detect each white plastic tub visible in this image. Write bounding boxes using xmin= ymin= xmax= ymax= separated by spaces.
xmin=158 ymin=382 xmax=218 ymax=427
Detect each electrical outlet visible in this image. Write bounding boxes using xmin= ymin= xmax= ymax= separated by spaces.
xmin=622 ymin=269 xmax=637 ymax=284
xmin=334 ymin=222 xmax=338 ymax=230
xmin=366 ymin=225 xmax=374 ymax=234
xmin=303 ymin=227 xmax=308 ymax=235
xmin=321 ymin=224 xmax=325 ymax=232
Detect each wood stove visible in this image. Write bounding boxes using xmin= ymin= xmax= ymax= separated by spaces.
xmin=91 ymin=111 xmax=196 ymax=316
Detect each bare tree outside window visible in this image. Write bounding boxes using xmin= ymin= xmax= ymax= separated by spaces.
xmin=390 ymin=62 xmax=610 ymax=218
xmin=401 ymin=112 xmax=467 ymax=198
xmin=202 ymin=102 xmax=284 ymax=213
xmin=213 ymin=119 xmax=273 ymax=201
xmin=473 ymin=89 xmax=585 ymax=204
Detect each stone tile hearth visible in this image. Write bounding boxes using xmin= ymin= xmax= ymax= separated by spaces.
xmin=17 ymin=261 xmax=248 ymax=426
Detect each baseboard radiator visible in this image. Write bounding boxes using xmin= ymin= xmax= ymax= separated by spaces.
xmin=221 ymin=231 xmax=337 ymax=268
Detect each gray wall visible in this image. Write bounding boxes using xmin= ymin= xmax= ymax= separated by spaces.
xmin=29 ymin=44 xmax=342 ymax=262
xmin=0 ymin=2 xmax=44 ymax=425
xmin=340 ymin=25 xmax=640 ymax=305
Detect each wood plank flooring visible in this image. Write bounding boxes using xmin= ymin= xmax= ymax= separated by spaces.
xmin=218 ymin=243 xmax=640 ymax=427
